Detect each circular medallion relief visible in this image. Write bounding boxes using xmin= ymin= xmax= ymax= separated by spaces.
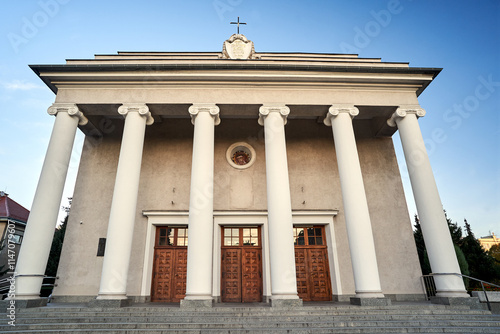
xmin=226 ymin=142 xmax=256 ymax=170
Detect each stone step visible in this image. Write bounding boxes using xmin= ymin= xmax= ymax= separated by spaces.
xmin=9 ymin=313 xmax=500 ymax=324
xmin=1 ymin=304 xmax=498 ymax=334
xmin=15 ymin=304 xmax=476 ymax=313
xmin=10 ymin=307 xmax=493 ymax=314
xmin=11 ymin=311 xmax=493 ymax=321
xmin=13 ymin=307 xmax=490 ymax=316
xmin=2 ymin=327 xmax=500 ymax=334
xmin=2 ymin=318 xmax=500 ymax=333
xmin=4 ymin=319 xmax=500 ymax=328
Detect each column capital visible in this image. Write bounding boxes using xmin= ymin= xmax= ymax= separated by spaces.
xmin=258 ymin=104 xmax=290 ymax=126
xmin=47 ymin=103 xmax=88 ymax=126
xmin=188 ymin=103 xmax=221 ymax=125
xmin=323 ymin=105 xmax=359 ymax=126
xmin=387 ymin=106 xmax=426 ymax=127
xmin=118 ymin=103 xmax=154 ymax=125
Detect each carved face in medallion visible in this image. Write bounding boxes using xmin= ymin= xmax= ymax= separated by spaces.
xmin=232 ymin=150 xmax=250 ymax=165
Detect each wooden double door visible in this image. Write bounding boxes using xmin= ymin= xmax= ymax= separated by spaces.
xmin=151 ymin=227 xmax=188 ymax=302
xmin=294 ymin=226 xmax=332 ymax=301
xmin=221 ymin=227 xmax=262 ymax=303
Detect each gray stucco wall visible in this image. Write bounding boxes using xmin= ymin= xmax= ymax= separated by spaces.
xmin=53 ymin=117 xmax=422 ymax=300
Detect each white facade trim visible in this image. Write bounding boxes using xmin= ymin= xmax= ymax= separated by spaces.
xmin=143 ymin=210 xmax=339 ymax=217
xmin=139 ymin=214 xmax=189 ymax=298
xmin=291 ymin=214 xmax=342 ymax=297
xmin=141 ymin=210 xmax=340 ymax=299
xmin=213 ymin=214 xmax=270 ymax=300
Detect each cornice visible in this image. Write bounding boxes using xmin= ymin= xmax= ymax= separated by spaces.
xmin=30 ymin=63 xmax=440 ymax=97
xmin=30 ymin=63 xmax=441 ymax=74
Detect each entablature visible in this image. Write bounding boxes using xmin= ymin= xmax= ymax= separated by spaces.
xmin=31 ymin=63 xmax=440 ymax=97
xmin=73 ymin=103 xmax=400 ymax=139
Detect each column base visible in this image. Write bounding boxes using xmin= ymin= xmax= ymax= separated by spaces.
xmin=88 ymin=298 xmax=132 ymax=308
xmin=270 ymin=298 xmax=303 ymax=308
xmin=180 ymin=298 xmax=213 ymax=308
xmin=431 ymin=296 xmax=482 ymax=309
xmin=350 ymin=297 xmax=392 ymax=306
xmin=0 ymin=297 xmax=48 ymax=309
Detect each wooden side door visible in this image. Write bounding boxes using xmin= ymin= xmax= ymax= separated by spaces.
xmin=151 ymin=226 xmax=188 ymax=302
xmin=295 ymin=248 xmax=311 ymax=300
xmin=151 ymin=248 xmax=175 ymax=302
xmin=308 ymin=248 xmax=331 ymax=301
xmin=242 ymin=248 xmax=262 ymax=302
xmin=221 ymin=248 xmax=242 ymax=302
xmin=172 ymin=248 xmax=187 ymax=302
xmin=293 ymin=226 xmax=332 ymax=301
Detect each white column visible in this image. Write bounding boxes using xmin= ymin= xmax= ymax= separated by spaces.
xmin=183 ymin=104 xmax=220 ymax=306
xmin=324 ymin=105 xmax=384 ymax=298
xmin=15 ymin=103 xmax=87 ymax=300
xmin=259 ymin=105 xmax=300 ymax=303
xmin=97 ymin=103 xmax=153 ymax=300
xmin=388 ymin=106 xmax=468 ymax=297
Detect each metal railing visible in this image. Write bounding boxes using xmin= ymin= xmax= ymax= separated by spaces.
xmin=421 ymin=273 xmax=500 ymax=311
xmin=0 ymin=275 xmax=58 ymax=299
xmin=0 ymin=277 xmax=12 ymax=296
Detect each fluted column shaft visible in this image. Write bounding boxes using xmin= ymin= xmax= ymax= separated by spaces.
xmin=97 ymin=104 xmax=153 ymax=300
xmin=15 ymin=103 xmax=87 ymax=300
xmin=259 ymin=105 xmax=299 ymax=301
xmin=388 ymin=107 xmax=467 ymax=297
xmin=324 ymin=106 xmax=384 ymax=298
xmin=183 ymin=104 xmax=220 ymax=304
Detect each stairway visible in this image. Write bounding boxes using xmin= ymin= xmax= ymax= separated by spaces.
xmin=1 ymin=302 xmax=499 ymax=333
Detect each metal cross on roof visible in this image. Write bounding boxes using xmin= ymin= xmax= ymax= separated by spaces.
xmin=230 ymin=17 xmax=247 ymax=34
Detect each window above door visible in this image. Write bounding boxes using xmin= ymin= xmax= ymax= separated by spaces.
xmin=156 ymin=226 xmax=188 ymax=247
xmin=293 ymin=226 xmax=324 ymax=246
xmin=223 ymin=227 xmax=260 ymax=247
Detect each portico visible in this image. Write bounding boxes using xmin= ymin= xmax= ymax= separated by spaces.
xmin=13 ymin=34 xmax=468 ymax=308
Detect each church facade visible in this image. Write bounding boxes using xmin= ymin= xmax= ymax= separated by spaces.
xmin=14 ymin=35 xmax=470 ymax=307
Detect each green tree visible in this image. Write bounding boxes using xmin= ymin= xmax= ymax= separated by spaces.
xmin=488 ymin=244 xmax=500 ymax=284
xmin=459 ymin=219 xmax=500 ymax=286
xmin=454 ymin=244 xmax=470 ymax=288
xmin=44 ymin=214 xmax=68 ymax=278
xmin=445 ymin=211 xmax=462 ymax=245
xmin=413 ymin=212 xmax=467 ymax=276
xmin=413 ymin=215 xmax=431 ymax=275
xmin=489 ymin=244 xmax=500 ymax=264
xmin=44 ymin=199 xmax=71 ymax=281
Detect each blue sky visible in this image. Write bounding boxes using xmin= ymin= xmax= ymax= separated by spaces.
xmin=0 ymin=0 xmax=498 ymax=237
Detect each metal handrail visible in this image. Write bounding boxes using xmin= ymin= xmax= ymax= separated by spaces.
xmin=0 ymin=275 xmax=58 ymax=297
xmin=0 ymin=278 xmax=12 ymax=294
xmin=421 ymin=272 xmax=500 ymax=311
